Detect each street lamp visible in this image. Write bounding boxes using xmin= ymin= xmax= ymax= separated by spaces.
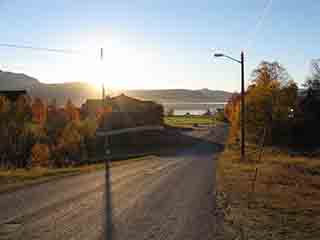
xmin=213 ymin=53 xmax=224 ymax=57
xmin=214 ymin=51 xmax=245 ymax=161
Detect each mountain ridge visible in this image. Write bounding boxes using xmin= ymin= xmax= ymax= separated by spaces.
xmin=0 ymin=70 xmax=233 ymax=105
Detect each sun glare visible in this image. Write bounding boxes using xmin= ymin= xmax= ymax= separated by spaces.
xmin=70 ymin=37 xmax=153 ymax=91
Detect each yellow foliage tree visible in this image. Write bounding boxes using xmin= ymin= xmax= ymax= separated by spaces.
xmin=225 ymin=93 xmax=241 ymax=143
xmin=245 ymin=62 xmax=297 ymax=144
xmin=227 ymin=61 xmax=298 ymax=145
xmin=58 ymin=123 xmax=82 ymax=163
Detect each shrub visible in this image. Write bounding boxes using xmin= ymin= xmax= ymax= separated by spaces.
xmin=31 ymin=143 xmax=50 ymax=167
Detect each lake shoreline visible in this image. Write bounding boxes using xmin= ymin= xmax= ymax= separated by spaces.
xmin=162 ymin=102 xmax=226 ymax=116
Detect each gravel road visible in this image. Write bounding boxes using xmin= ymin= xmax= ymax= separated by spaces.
xmin=0 ymin=125 xmax=228 ymax=240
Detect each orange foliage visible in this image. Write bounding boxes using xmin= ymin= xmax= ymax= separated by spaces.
xmin=225 ymin=93 xmax=241 ymax=143
xmin=225 ymin=93 xmax=241 ymax=122
xmin=0 ymin=96 xmax=10 ymax=114
xmin=31 ymin=98 xmax=47 ymax=124
xmin=65 ymin=99 xmax=80 ymax=123
xmin=31 ymin=143 xmax=50 ymax=167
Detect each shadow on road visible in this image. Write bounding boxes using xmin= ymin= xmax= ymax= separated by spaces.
xmin=109 ymin=124 xmax=228 ymax=160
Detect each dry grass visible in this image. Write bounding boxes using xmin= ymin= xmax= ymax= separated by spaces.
xmin=0 ymin=156 xmax=151 ymax=194
xmin=0 ymin=164 xmax=104 ymax=184
xmin=216 ymin=145 xmax=320 ymax=239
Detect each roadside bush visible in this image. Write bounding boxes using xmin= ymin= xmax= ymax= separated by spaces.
xmin=31 ymin=143 xmax=50 ymax=167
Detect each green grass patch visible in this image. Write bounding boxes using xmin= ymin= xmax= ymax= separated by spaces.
xmin=164 ymin=115 xmax=215 ymax=128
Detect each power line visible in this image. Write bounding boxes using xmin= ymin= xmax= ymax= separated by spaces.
xmin=0 ymin=43 xmax=84 ymax=55
xmin=242 ymin=0 xmax=273 ymax=87
xmin=245 ymin=0 xmax=274 ymax=51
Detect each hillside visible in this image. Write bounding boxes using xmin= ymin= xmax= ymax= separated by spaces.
xmin=124 ymin=88 xmax=232 ymax=103
xmin=0 ymin=70 xmax=99 ymax=105
xmin=0 ymin=70 xmax=232 ymax=106
xmin=0 ymin=70 xmax=39 ymax=89
xmin=29 ymin=82 xmax=98 ymax=106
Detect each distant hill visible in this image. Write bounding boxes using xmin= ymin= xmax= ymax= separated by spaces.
xmin=124 ymin=88 xmax=232 ymax=103
xmin=0 ymin=70 xmax=39 ymax=89
xmin=0 ymin=70 xmax=98 ymax=105
xmin=0 ymin=70 xmax=232 ymax=106
xmin=29 ymin=82 xmax=98 ymax=106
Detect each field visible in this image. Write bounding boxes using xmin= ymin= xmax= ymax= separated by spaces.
xmin=164 ymin=115 xmax=215 ymax=128
xmin=216 ymin=145 xmax=320 ymax=239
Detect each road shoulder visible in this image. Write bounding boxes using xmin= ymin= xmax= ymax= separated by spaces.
xmin=216 ymin=145 xmax=320 ymax=240
xmin=0 ymin=156 xmax=153 ymax=195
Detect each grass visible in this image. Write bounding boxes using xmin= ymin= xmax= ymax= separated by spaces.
xmin=216 ymin=144 xmax=320 ymax=240
xmin=0 ymin=156 xmax=152 ymax=194
xmin=164 ymin=115 xmax=215 ymax=128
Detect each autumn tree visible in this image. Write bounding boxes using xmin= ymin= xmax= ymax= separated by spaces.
xmin=226 ymin=61 xmax=298 ymax=146
xmin=245 ymin=62 xmax=298 ymax=144
xmin=65 ymin=99 xmax=80 ymax=123
xmin=78 ymin=118 xmax=98 ymax=160
xmin=0 ymin=95 xmax=41 ymax=168
xmin=5 ymin=95 xmax=34 ymax=168
xmin=31 ymin=143 xmax=50 ymax=167
xmin=31 ymin=98 xmax=47 ymax=124
xmin=56 ymin=123 xmax=82 ymax=166
xmin=45 ymin=106 xmax=68 ymax=145
xmin=293 ymin=59 xmax=320 ymax=148
xmin=224 ymin=93 xmax=241 ymax=143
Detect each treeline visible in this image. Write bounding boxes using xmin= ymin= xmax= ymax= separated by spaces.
xmin=0 ymin=94 xmax=165 ymax=169
xmin=225 ymin=60 xmax=320 ymax=149
xmin=0 ymin=96 xmax=104 ymax=169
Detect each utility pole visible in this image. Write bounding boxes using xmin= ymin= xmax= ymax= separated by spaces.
xmin=101 ymin=48 xmax=105 ymax=101
xmin=101 ymin=47 xmax=113 ymax=240
xmin=240 ymin=51 xmax=245 ymax=161
xmin=214 ymin=50 xmax=246 ymax=161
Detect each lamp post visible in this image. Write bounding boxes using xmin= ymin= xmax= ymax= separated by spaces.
xmin=214 ymin=51 xmax=245 ymax=161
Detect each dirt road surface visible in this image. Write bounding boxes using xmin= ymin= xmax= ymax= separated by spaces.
xmin=0 ymin=124 xmax=228 ymax=240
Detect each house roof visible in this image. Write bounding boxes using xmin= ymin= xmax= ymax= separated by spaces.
xmin=82 ymin=94 xmax=160 ymax=113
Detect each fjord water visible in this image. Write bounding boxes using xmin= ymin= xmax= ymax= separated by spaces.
xmin=163 ymin=102 xmax=226 ymax=115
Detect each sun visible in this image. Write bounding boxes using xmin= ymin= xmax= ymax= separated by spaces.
xmin=62 ymin=34 xmax=157 ymax=90
xmin=76 ymin=45 xmax=135 ymax=90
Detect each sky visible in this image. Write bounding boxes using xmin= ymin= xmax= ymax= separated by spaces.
xmin=1 ymin=0 xmax=320 ymax=91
